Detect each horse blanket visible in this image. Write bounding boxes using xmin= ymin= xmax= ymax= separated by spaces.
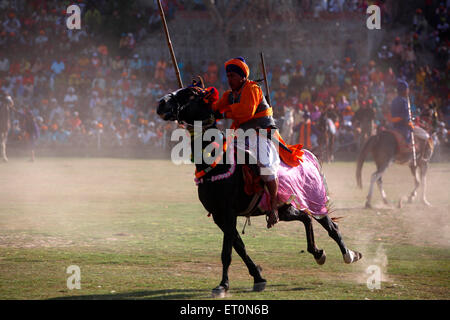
xmin=258 ymin=150 xmax=330 ymax=218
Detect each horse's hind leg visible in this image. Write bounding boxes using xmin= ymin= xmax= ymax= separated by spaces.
xmin=376 ymin=177 xmax=389 ymax=205
xmin=408 ymin=162 xmax=420 ymax=203
xmin=279 ymin=205 xmax=325 ymax=265
xmin=316 ymin=215 xmax=362 ymax=264
xmin=366 ymin=160 xmax=390 ymax=208
xmin=366 ymin=171 xmax=381 ymax=208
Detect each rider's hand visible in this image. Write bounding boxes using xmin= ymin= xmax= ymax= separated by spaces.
xmin=408 ymin=121 xmax=415 ymax=129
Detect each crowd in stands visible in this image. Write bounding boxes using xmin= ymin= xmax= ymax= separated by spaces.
xmin=0 ymin=0 xmax=448 ymax=157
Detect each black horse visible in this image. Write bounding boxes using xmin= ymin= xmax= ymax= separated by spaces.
xmin=157 ymin=83 xmax=362 ymax=297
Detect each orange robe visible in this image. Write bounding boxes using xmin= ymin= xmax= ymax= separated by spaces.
xmin=212 ymin=81 xmax=304 ymax=166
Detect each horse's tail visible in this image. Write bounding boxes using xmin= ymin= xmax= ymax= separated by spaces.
xmin=331 ymin=216 xmax=344 ymax=223
xmin=356 ymin=135 xmax=377 ymax=189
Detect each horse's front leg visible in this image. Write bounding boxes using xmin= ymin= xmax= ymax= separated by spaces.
xmin=213 ymin=212 xmax=266 ymax=293
xmin=211 ymin=212 xmax=236 ymax=297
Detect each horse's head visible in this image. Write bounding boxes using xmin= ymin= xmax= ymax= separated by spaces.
xmin=157 ymin=78 xmax=218 ymax=128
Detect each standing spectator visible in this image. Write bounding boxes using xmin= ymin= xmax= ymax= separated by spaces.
xmin=3 ymin=12 xmax=21 ymax=34
xmin=203 ymin=61 xmax=219 ymax=87
xmin=129 ymin=54 xmax=143 ymax=75
xmin=34 ymin=29 xmax=48 ymax=48
xmin=64 ymin=87 xmax=78 ymax=110
xmin=0 ymin=55 xmax=10 ymax=77
xmin=49 ymin=98 xmax=64 ymax=124
xmin=154 ymin=59 xmax=167 ymax=84
xmin=22 ymin=70 xmax=34 ymax=97
xmin=21 ymin=106 xmax=40 ymax=162
xmin=91 ymin=52 xmax=101 ymax=70
xmin=51 ymin=57 xmax=65 ymax=75
xmin=391 ymin=37 xmax=404 ymax=70
xmin=337 ymin=95 xmax=350 ymax=112
xmin=413 ymin=8 xmax=428 ymax=35
xmin=348 ymin=85 xmax=359 ymax=110
xmin=343 ymin=40 xmax=357 ymax=64
xmin=30 ymin=57 xmax=44 ymax=74
xmin=403 ymin=43 xmax=417 ymax=65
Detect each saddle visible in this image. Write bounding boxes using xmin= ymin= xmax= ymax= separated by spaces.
xmin=385 ymin=129 xmax=412 ymax=156
xmin=385 ymin=128 xmax=433 ymax=164
xmin=242 ymin=164 xmax=264 ymax=196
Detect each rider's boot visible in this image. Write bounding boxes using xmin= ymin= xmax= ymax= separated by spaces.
xmin=265 ymin=177 xmax=279 ymax=229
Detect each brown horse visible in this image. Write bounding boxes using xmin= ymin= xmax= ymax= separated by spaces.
xmin=0 ymin=92 xmax=13 ymax=162
xmin=356 ymin=127 xmax=435 ymax=209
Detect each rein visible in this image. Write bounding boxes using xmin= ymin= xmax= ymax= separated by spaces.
xmin=194 ymin=137 xmax=229 ymax=180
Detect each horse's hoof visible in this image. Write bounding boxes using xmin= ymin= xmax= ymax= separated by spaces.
xmin=422 ymin=199 xmax=432 ymax=207
xmin=315 ymin=250 xmax=326 ymax=265
xmin=253 ymin=280 xmax=267 ymax=292
xmin=365 ymin=202 xmax=372 ymax=209
xmin=397 ymin=198 xmax=403 ymax=209
xmin=408 ymin=194 xmax=416 ymax=204
xmin=343 ymin=249 xmax=363 ymax=264
xmin=211 ymin=285 xmax=228 ymax=298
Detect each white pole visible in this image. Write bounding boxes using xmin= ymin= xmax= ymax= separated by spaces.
xmin=407 ymin=96 xmax=417 ymax=167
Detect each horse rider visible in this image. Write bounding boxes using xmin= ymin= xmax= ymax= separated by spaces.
xmin=353 ymin=100 xmax=375 ymax=148
xmin=322 ymin=102 xmax=340 ymax=125
xmin=212 ymin=57 xmax=303 ymax=229
xmin=390 ymin=80 xmax=414 ymax=145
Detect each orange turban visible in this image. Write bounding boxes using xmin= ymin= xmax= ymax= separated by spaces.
xmin=225 ymin=57 xmax=249 ymax=78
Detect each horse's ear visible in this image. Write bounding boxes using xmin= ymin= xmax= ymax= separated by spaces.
xmin=196 ymin=75 xmax=205 ymax=89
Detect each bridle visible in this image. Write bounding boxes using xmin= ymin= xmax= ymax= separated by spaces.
xmin=168 ymin=88 xmax=216 ymax=131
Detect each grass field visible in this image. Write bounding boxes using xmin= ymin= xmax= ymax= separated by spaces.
xmin=0 ymin=157 xmax=449 ymax=300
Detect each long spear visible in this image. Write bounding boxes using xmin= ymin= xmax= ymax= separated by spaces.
xmin=260 ymin=52 xmax=271 ymax=106
xmin=259 ymin=52 xmax=293 ymax=154
xmin=157 ymin=0 xmax=183 ymax=88
xmin=407 ymin=96 xmax=417 ymax=167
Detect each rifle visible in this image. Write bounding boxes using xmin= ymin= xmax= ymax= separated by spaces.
xmin=157 ymin=0 xmax=183 ymax=88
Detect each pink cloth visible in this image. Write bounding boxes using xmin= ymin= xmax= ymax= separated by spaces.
xmin=258 ymin=150 xmax=329 ymax=217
